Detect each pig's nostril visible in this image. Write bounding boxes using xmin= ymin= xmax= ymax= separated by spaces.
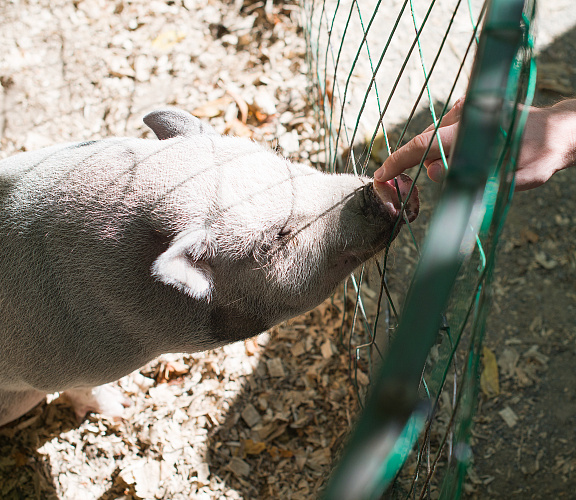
xmin=373 ymin=179 xmax=402 ymax=211
xmin=372 ymin=174 xmax=420 ymax=223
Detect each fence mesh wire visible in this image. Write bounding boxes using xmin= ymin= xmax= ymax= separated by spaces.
xmin=300 ymin=0 xmax=536 ymax=497
xmin=302 ymin=0 xmax=486 ymax=394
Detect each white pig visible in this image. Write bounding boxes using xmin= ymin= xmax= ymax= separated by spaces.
xmin=0 ymin=109 xmax=418 ymax=426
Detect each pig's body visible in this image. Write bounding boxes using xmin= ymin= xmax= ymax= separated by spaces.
xmin=0 ymin=110 xmax=418 ymax=426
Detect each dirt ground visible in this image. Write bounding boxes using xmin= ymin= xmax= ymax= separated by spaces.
xmin=0 ymin=0 xmax=575 ymax=499
xmin=468 ymin=31 xmax=576 ymax=497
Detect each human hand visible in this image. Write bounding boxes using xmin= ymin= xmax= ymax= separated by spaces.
xmin=373 ymin=98 xmax=576 ymax=192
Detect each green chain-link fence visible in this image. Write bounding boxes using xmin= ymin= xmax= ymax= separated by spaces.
xmin=301 ymin=0 xmax=536 ymax=497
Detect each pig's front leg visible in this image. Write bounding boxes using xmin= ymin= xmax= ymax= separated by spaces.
xmin=62 ymin=384 xmax=131 ymax=421
xmin=0 ymin=388 xmax=47 ymax=427
xmin=0 ymin=384 xmax=131 ymax=427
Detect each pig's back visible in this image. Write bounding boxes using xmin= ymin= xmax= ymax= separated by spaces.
xmin=0 ymin=137 xmax=216 ymax=391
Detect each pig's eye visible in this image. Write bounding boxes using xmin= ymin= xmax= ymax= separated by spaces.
xmin=276 ymin=226 xmax=292 ymax=240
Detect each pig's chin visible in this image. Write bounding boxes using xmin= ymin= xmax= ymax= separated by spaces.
xmin=330 ymin=251 xmax=370 ymax=281
xmin=331 ymin=240 xmax=392 ymax=280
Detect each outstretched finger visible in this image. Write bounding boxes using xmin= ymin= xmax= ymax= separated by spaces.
xmin=374 ymin=122 xmax=458 ymax=182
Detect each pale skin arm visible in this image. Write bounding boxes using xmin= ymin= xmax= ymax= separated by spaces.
xmin=373 ymin=98 xmax=576 ymax=192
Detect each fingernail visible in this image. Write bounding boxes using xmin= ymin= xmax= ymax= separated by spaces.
xmin=427 ymin=161 xmax=444 ymax=182
xmin=374 ymin=167 xmax=386 ymax=182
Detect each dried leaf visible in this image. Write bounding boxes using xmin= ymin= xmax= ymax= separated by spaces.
xmin=151 ymin=30 xmax=186 ymax=50
xmin=156 ymin=360 xmax=189 ymax=383
xmin=266 ymin=358 xmax=285 ymax=378
xmin=227 ymin=457 xmax=250 ymax=478
xmin=12 ymin=452 xmax=28 ymax=467
xmin=241 ymin=403 xmax=261 ymax=428
xmin=224 ymin=88 xmax=249 ymax=123
xmin=534 ymin=251 xmax=558 ymax=270
xmin=520 ymin=228 xmax=539 ymax=244
xmin=108 ymin=56 xmax=135 ymax=79
xmin=191 ymin=96 xmax=232 ymax=118
xmin=355 ymin=369 xmax=370 ymax=386
xmin=252 ymin=87 xmax=277 ymax=116
xmin=290 ymin=341 xmax=305 ymax=357
xmin=498 ymin=347 xmax=519 ymax=379
xmin=121 ymin=459 xmax=161 ymax=499
xmin=195 ymin=463 xmax=210 ymax=485
xmin=498 ymin=406 xmax=518 ymax=428
xmin=254 ymin=422 xmax=277 ymax=441
xmin=523 ymin=345 xmax=549 ymax=366
xmin=529 ymin=315 xmax=543 ymax=334
xmin=368 ymin=131 xmax=390 ymax=163
xmin=278 ymin=129 xmax=300 ymax=154
xmin=269 ymin=446 xmax=293 ymax=460
xmin=306 ymin=448 xmax=331 ymax=471
xmin=243 ymin=439 xmax=267 ymax=456
xmin=244 ymin=338 xmax=260 ymax=356
xmin=480 ymin=346 xmax=500 ymax=397
xmin=224 ymin=118 xmax=253 ymax=137
xmin=265 ymin=423 xmax=288 ymax=442
xmin=320 ymin=340 xmax=335 ymax=359
xmin=294 ymin=451 xmax=307 ymax=471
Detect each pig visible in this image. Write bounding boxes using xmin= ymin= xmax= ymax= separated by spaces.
xmin=0 ymin=109 xmax=419 ymax=426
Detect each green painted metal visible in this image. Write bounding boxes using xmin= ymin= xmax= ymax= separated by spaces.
xmin=321 ymin=0 xmax=536 ymax=498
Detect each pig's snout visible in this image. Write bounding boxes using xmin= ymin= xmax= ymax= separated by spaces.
xmin=373 ymin=173 xmax=419 ymax=223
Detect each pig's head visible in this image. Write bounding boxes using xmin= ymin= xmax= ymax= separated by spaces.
xmin=145 ymin=110 xmax=419 ymax=343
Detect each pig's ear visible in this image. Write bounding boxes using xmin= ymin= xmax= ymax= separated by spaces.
xmin=143 ymin=109 xmax=218 ymax=140
xmin=151 ymin=230 xmax=214 ymax=301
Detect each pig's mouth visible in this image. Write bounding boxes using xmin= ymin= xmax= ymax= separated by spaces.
xmin=372 ymin=173 xmax=419 ymax=224
xmin=334 ymin=174 xmax=419 ymax=267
